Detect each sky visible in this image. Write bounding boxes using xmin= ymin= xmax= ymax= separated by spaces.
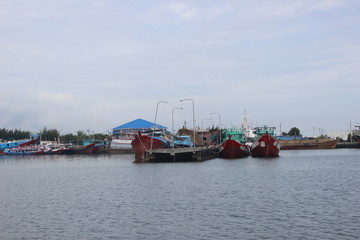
xmin=1 ymin=0 xmax=359 ymax=137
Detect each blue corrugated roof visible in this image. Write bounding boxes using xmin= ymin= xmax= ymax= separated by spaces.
xmin=112 ymin=118 xmax=167 ymax=130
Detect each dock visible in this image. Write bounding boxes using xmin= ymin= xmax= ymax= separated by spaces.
xmin=144 ymin=146 xmax=219 ymax=163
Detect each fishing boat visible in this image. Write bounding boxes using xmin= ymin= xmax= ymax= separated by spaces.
xmin=82 ymin=140 xmax=111 ymax=153
xmin=352 ymin=123 xmax=360 ymax=142
xmin=2 ymin=146 xmax=44 ymax=155
xmin=39 ymin=141 xmax=65 ymax=154
xmin=0 ymin=137 xmax=40 ymax=153
xmin=131 ymin=131 xmax=172 ymax=162
xmin=251 ymin=126 xmax=281 ymax=157
xmin=219 ymin=128 xmax=249 ymax=159
xmin=277 ymin=136 xmax=337 ymax=150
xmin=111 ymin=134 xmax=134 ymax=152
xmin=62 ymin=143 xmax=96 ymax=154
xmin=111 ymin=118 xmax=167 ymax=153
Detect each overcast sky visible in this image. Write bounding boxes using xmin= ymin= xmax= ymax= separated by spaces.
xmin=1 ymin=0 xmax=359 ymax=136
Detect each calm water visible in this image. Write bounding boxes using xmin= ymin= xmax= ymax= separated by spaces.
xmin=0 ymin=149 xmax=359 ymax=240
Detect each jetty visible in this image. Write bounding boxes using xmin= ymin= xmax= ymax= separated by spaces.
xmin=143 ymin=146 xmax=219 ymax=163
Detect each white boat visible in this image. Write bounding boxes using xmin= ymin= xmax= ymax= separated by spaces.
xmin=111 ymin=133 xmax=135 ymax=152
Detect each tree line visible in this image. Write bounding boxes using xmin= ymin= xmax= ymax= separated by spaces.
xmin=0 ymin=127 xmax=111 ymax=143
xmin=0 ymin=128 xmax=31 ymax=141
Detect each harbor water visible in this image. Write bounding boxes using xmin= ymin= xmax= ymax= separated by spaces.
xmin=1 ymin=149 xmax=359 ymax=239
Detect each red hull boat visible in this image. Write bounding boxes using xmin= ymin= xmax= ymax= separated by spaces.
xmin=219 ymin=139 xmax=249 ymax=159
xmin=251 ymin=132 xmax=281 ymax=157
xmin=131 ymin=132 xmax=171 ymax=162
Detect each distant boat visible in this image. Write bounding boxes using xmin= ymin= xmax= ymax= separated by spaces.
xmin=277 ymin=136 xmax=337 ymax=150
xmin=251 ymin=126 xmax=281 ymax=157
xmin=0 ymin=138 xmax=40 ymax=153
xmin=2 ymin=146 xmax=44 ymax=155
xmin=352 ymin=123 xmax=360 ymax=143
xmin=131 ymin=131 xmax=172 ymax=162
xmin=111 ymin=133 xmax=134 ymax=152
xmin=82 ymin=140 xmax=111 ymax=153
xmin=62 ymin=143 xmax=96 ymax=154
xmin=219 ymin=128 xmax=249 ymax=159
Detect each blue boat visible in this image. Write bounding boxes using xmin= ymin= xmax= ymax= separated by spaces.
xmin=0 ymin=139 xmax=31 ymax=152
xmin=3 ymin=147 xmax=44 ymax=155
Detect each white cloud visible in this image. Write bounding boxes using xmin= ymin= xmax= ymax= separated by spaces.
xmin=38 ymin=92 xmax=73 ymax=102
xmin=246 ymin=0 xmax=349 ymax=19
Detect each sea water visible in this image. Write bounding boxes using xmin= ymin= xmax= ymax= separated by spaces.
xmin=0 ymin=149 xmax=359 ymax=239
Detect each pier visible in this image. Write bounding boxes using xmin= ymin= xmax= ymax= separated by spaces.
xmin=143 ymin=146 xmax=219 ymax=163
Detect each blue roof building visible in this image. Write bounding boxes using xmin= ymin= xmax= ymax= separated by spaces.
xmin=112 ymin=118 xmax=167 ymax=136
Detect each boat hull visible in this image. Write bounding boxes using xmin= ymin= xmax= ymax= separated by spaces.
xmin=62 ymin=143 xmax=96 ymax=154
xmin=131 ymin=133 xmax=171 ymax=162
xmin=219 ymin=139 xmax=249 ymax=159
xmin=110 ymin=138 xmax=134 ymax=152
xmin=251 ymin=133 xmax=281 ymax=157
xmin=0 ymin=138 xmax=40 ymax=152
xmin=3 ymin=148 xmax=44 ymax=155
xmin=353 ymin=132 xmax=360 ymax=143
xmin=277 ymin=138 xmax=337 ymax=150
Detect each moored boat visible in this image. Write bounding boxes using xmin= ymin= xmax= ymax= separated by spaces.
xmin=277 ymin=136 xmax=337 ymax=150
xmin=352 ymin=123 xmax=360 ymax=143
xmin=251 ymin=126 xmax=281 ymax=157
xmin=82 ymin=140 xmax=111 ymax=153
xmin=219 ymin=128 xmax=249 ymax=159
xmin=0 ymin=138 xmax=40 ymax=153
xmin=3 ymin=146 xmax=44 ymax=155
xmin=111 ymin=135 xmax=134 ymax=152
xmin=62 ymin=143 xmax=96 ymax=154
xmin=131 ymin=131 xmax=172 ymax=162
xmin=111 ymin=118 xmax=167 ymax=153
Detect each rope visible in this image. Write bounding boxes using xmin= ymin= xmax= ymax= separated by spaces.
xmin=137 ymin=134 xmax=149 ymax=151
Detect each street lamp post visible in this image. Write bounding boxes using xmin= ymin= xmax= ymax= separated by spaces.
xmin=180 ymin=98 xmax=195 ymax=147
xmin=202 ymin=118 xmax=212 ymax=145
xmin=151 ymin=100 xmax=168 ymax=150
xmin=211 ymin=112 xmax=221 ymax=144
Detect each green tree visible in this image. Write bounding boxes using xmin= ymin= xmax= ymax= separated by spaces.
xmin=287 ymin=127 xmax=301 ymax=136
xmin=0 ymin=128 xmax=31 ymax=140
xmin=40 ymin=127 xmax=60 ymax=141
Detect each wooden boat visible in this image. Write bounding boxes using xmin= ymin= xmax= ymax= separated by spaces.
xmin=62 ymin=143 xmax=96 ymax=154
xmin=251 ymin=126 xmax=281 ymax=157
xmin=277 ymin=137 xmax=337 ymax=150
xmin=82 ymin=140 xmax=111 ymax=153
xmin=0 ymin=138 xmax=40 ymax=153
xmin=131 ymin=131 xmax=171 ymax=162
xmin=2 ymin=146 xmax=44 ymax=155
xmin=219 ymin=128 xmax=249 ymax=159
